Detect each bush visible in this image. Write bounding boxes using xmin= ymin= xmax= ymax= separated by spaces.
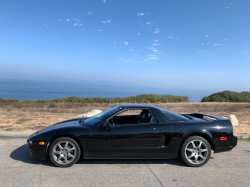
xmin=201 ymin=91 xmax=250 ymax=102
xmin=0 ymin=94 xmax=189 ymax=103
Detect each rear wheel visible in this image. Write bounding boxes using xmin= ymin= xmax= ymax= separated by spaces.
xmin=180 ymin=136 xmax=211 ymax=167
xmin=49 ymin=137 xmax=81 ymax=167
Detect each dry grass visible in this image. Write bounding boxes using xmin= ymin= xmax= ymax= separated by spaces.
xmin=0 ymin=102 xmax=249 ymax=134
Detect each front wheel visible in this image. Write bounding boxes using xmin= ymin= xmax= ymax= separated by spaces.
xmin=180 ymin=136 xmax=211 ymax=167
xmin=49 ymin=137 xmax=81 ymax=167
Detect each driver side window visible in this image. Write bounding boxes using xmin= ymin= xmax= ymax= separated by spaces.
xmin=110 ymin=109 xmax=152 ymax=125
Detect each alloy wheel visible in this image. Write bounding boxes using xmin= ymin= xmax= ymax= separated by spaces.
xmin=52 ymin=141 xmax=77 ymax=165
xmin=184 ymin=140 xmax=208 ymax=164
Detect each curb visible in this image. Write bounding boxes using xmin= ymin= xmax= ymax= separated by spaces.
xmin=0 ymin=132 xmax=249 ymax=139
xmin=0 ymin=132 xmax=31 ymax=139
xmin=235 ymin=134 xmax=250 ymax=139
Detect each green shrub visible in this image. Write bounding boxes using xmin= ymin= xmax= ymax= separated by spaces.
xmin=0 ymin=94 xmax=189 ymax=103
xmin=201 ymin=91 xmax=250 ymax=102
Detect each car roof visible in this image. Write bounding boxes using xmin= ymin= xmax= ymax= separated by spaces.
xmin=118 ymin=104 xmax=156 ymax=109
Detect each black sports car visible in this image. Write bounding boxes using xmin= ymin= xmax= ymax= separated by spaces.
xmin=27 ymin=104 xmax=237 ymax=167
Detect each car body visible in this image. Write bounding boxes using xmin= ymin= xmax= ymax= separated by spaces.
xmin=27 ymin=104 xmax=237 ymax=167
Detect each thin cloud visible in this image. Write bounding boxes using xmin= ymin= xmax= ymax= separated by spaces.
xmin=137 ymin=33 xmax=140 ymax=36
xmin=102 ymin=0 xmax=106 ymax=3
xmin=214 ymin=43 xmax=224 ymax=46
xmin=152 ymin=43 xmax=161 ymax=46
xmin=147 ymin=46 xmax=163 ymax=55
xmin=146 ymin=21 xmax=153 ymax=25
xmin=43 ymin=23 xmax=48 ymax=28
xmin=66 ymin=19 xmax=70 ymax=22
xmin=74 ymin=22 xmax=82 ymax=26
xmin=168 ymin=36 xmax=178 ymax=40
xmin=58 ymin=19 xmax=62 ymax=21
xmin=88 ymin=11 xmax=93 ymax=15
xmin=73 ymin=19 xmax=81 ymax=22
xmin=154 ymin=28 xmax=161 ymax=34
xmin=9 ymin=19 xmax=12 ymax=21
xmin=97 ymin=29 xmax=103 ymax=32
xmin=73 ymin=19 xmax=82 ymax=26
xmin=102 ymin=19 xmax=111 ymax=24
xmin=137 ymin=13 xmax=144 ymax=17
xmin=124 ymin=58 xmax=134 ymax=62
xmin=147 ymin=54 xmax=159 ymax=60
xmin=148 ymin=56 xmax=158 ymax=60
xmin=147 ymin=54 xmax=158 ymax=60
xmin=152 ymin=40 xmax=161 ymax=46
xmin=205 ymin=35 xmax=208 ymax=37
xmin=124 ymin=42 xmax=128 ymax=45
xmin=149 ymin=47 xmax=158 ymax=53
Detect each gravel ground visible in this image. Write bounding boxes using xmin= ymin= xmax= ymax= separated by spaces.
xmin=0 ymin=139 xmax=249 ymax=187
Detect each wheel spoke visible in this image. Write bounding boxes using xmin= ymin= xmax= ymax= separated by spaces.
xmin=194 ymin=156 xmax=198 ymax=163
xmin=200 ymin=149 xmax=207 ymax=153
xmin=68 ymin=153 xmax=75 ymax=158
xmin=199 ymin=154 xmax=205 ymax=160
xmin=64 ymin=156 xmax=68 ymax=163
xmin=186 ymin=148 xmax=193 ymax=152
xmin=58 ymin=144 xmax=64 ymax=150
xmin=188 ymin=154 xmax=194 ymax=159
xmin=65 ymin=142 xmax=68 ymax=150
xmin=198 ymin=141 xmax=202 ymax=149
xmin=68 ymin=147 xmax=75 ymax=152
xmin=53 ymin=151 xmax=61 ymax=155
xmin=57 ymin=155 xmax=62 ymax=162
xmin=191 ymin=141 xmax=196 ymax=148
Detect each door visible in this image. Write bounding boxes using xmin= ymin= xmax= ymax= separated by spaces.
xmin=88 ymin=123 xmax=161 ymax=158
xmin=87 ymin=109 xmax=161 ymax=158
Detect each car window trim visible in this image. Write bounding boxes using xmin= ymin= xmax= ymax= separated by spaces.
xmin=107 ymin=107 xmax=156 ymax=126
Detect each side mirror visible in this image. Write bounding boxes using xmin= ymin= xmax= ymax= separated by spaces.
xmin=150 ymin=119 xmax=158 ymax=123
xmin=103 ymin=121 xmax=111 ymax=131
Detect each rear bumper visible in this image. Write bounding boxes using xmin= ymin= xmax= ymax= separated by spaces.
xmin=26 ymin=140 xmax=47 ymax=160
xmin=214 ymin=135 xmax=238 ymax=153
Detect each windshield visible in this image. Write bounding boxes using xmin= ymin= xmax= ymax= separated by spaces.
xmin=158 ymin=108 xmax=189 ymax=122
xmin=84 ymin=106 xmax=121 ymax=126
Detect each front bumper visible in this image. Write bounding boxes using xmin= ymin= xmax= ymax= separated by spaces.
xmin=26 ymin=139 xmax=47 ymax=160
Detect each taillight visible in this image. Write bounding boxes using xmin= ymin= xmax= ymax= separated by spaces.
xmin=220 ymin=137 xmax=227 ymax=140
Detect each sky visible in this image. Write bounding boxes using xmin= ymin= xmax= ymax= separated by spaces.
xmin=0 ymin=0 xmax=250 ymax=92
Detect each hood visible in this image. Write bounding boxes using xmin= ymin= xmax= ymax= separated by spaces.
xmin=32 ymin=117 xmax=88 ymax=136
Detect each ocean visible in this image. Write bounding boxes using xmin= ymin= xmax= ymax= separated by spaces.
xmin=0 ymin=79 xmax=214 ymax=102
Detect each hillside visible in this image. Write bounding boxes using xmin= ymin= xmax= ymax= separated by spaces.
xmin=201 ymin=91 xmax=250 ymax=102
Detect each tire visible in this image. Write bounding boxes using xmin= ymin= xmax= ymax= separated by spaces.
xmin=49 ymin=137 xmax=81 ymax=167
xmin=180 ymin=136 xmax=211 ymax=167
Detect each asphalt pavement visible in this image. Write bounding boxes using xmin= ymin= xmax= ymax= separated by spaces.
xmin=0 ymin=139 xmax=249 ymax=187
